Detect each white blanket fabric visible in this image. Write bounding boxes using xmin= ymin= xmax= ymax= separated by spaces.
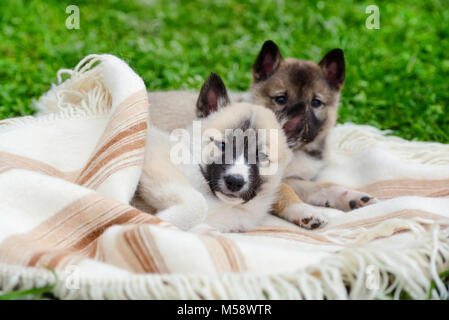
xmin=0 ymin=54 xmax=448 ymax=300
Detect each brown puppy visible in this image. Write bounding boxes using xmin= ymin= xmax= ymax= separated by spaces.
xmin=250 ymin=41 xmax=376 ymax=211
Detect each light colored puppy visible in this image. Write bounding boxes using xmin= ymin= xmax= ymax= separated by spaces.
xmin=139 ymin=73 xmax=293 ymax=232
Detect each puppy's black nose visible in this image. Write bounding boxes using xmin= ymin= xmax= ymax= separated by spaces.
xmin=224 ymin=174 xmax=245 ymax=192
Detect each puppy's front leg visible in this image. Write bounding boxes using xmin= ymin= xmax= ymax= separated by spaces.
xmin=285 ymin=178 xmax=377 ymax=211
xmin=139 ymin=175 xmax=208 ymax=230
xmin=272 ymin=184 xmax=339 ymax=229
xmin=155 ymin=192 xmax=208 ymax=231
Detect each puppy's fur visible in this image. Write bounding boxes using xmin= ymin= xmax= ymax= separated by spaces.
xmin=139 ymin=73 xmax=292 ymax=232
xmin=250 ymin=41 xmax=376 ymax=212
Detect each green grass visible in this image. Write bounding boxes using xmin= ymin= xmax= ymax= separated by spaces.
xmin=0 ymin=284 xmax=55 ymax=300
xmin=0 ymin=268 xmax=56 ymax=300
xmin=1 ymin=0 xmax=448 ymax=143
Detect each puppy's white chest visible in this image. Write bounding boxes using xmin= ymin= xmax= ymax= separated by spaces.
xmin=204 ymin=200 xmax=266 ymax=232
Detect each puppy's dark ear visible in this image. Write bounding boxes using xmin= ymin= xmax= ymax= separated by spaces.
xmin=319 ymin=49 xmax=345 ymax=90
xmin=252 ymin=40 xmax=283 ymax=82
xmin=196 ymin=73 xmax=230 ymax=118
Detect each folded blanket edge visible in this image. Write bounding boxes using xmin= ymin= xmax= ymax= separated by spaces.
xmin=1 ymin=221 xmax=448 ymax=300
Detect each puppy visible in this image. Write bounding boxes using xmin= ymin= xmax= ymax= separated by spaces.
xmin=138 ymin=73 xmax=292 ymax=232
xmin=250 ymin=41 xmax=376 ymax=212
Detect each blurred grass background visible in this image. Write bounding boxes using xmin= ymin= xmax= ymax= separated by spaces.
xmin=0 ymin=0 xmax=448 ymax=142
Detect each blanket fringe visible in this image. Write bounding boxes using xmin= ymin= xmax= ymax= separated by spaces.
xmin=1 ymin=218 xmax=448 ymax=299
xmin=330 ymin=123 xmax=449 ymax=165
xmin=0 ymin=55 xmax=112 ymax=133
xmin=321 ymin=216 xmax=440 ymax=245
xmin=36 ymin=54 xmax=112 ymax=116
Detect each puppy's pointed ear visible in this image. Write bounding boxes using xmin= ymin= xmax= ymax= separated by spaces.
xmin=196 ymin=73 xmax=230 ymax=118
xmin=319 ymin=48 xmax=345 ymax=90
xmin=252 ymin=40 xmax=283 ymax=82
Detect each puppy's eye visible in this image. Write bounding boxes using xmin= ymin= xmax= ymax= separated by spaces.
xmin=213 ymin=140 xmax=226 ymax=152
xmin=311 ymin=99 xmax=322 ymax=108
xmin=257 ymin=152 xmax=269 ymax=165
xmin=274 ymin=96 xmax=287 ymax=105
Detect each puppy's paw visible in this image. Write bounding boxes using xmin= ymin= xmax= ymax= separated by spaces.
xmin=156 ymin=190 xmax=208 ymax=230
xmin=282 ymin=203 xmax=333 ymax=230
xmin=308 ymin=186 xmax=378 ymax=212
xmin=347 ymin=192 xmax=378 ymax=210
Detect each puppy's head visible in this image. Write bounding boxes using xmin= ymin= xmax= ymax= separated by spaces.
xmin=250 ymin=40 xmax=345 ymax=149
xmin=196 ymin=73 xmax=291 ymax=205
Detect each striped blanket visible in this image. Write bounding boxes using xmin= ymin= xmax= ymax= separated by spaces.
xmin=0 ymin=54 xmax=448 ymax=300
